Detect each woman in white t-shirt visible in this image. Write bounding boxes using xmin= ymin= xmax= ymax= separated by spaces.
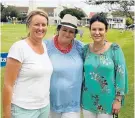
xmin=2 ymin=9 xmax=53 ymax=118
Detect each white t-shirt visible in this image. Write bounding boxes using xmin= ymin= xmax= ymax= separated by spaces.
xmin=8 ymin=40 xmax=53 ymax=109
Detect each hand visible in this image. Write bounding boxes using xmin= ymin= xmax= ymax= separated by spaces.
xmin=112 ymin=100 xmax=121 ymax=115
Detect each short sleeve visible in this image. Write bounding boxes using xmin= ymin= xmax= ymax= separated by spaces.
xmin=112 ymin=44 xmax=128 ymax=96
xmin=7 ymin=42 xmax=24 ymax=63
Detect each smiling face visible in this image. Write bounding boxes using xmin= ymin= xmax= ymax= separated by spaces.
xmin=28 ymin=14 xmax=48 ymax=40
xmin=90 ymin=21 xmax=107 ymax=42
xmin=58 ymin=26 xmax=76 ymax=44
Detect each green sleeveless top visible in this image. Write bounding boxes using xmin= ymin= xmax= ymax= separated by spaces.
xmin=81 ymin=43 xmax=128 ymax=114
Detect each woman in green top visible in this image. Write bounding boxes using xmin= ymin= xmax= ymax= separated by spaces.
xmin=81 ymin=14 xmax=128 ymax=118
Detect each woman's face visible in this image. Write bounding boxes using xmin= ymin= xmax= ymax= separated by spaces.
xmin=58 ymin=26 xmax=76 ymax=43
xmin=28 ymin=14 xmax=48 ymax=40
xmin=90 ymin=21 xmax=107 ymax=42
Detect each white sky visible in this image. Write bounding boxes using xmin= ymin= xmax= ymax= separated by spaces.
xmin=1 ymin=0 xmax=110 ymax=15
xmin=2 ymin=0 xmax=87 ymax=7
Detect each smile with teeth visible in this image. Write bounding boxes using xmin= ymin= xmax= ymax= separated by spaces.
xmin=36 ymin=31 xmax=44 ymax=34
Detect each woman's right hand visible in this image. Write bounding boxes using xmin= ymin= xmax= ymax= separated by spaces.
xmin=112 ymin=100 xmax=121 ymax=115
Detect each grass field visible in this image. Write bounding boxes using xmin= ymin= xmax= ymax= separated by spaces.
xmin=1 ymin=24 xmax=134 ymax=118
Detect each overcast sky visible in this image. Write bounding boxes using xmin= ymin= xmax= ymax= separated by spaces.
xmin=1 ymin=0 xmax=109 ymax=15
xmin=2 ymin=0 xmax=87 ymax=7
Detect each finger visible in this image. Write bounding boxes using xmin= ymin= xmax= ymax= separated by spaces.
xmin=112 ymin=109 xmax=115 ymax=114
xmin=114 ymin=110 xmax=119 ymax=114
xmin=113 ymin=109 xmax=117 ymax=114
xmin=117 ymin=109 xmax=120 ymax=113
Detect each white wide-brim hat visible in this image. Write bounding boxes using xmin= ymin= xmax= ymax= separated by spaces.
xmin=57 ymin=14 xmax=78 ymax=33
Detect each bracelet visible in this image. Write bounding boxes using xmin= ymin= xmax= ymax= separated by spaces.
xmin=115 ymin=98 xmax=121 ymax=102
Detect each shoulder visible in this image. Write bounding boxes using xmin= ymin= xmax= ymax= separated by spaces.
xmin=43 ymin=39 xmax=55 ymax=54
xmin=43 ymin=38 xmax=52 ymax=45
xmin=74 ymin=39 xmax=84 ymax=57
xmin=84 ymin=43 xmax=89 ymax=48
xmin=110 ymin=43 xmax=124 ymax=58
xmin=8 ymin=40 xmax=26 ymax=62
xmin=83 ymin=43 xmax=89 ymax=51
xmin=110 ymin=43 xmax=121 ymax=50
xmin=13 ymin=40 xmax=25 ymax=46
xmin=74 ymin=39 xmax=84 ymax=49
xmin=9 ymin=40 xmax=26 ymax=50
xmin=43 ymin=39 xmax=53 ymax=48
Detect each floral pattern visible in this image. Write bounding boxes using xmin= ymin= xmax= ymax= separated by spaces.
xmin=81 ymin=43 xmax=128 ymax=114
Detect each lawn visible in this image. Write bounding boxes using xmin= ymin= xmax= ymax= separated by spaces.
xmin=1 ymin=24 xmax=134 ymax=118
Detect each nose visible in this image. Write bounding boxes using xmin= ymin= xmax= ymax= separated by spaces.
xmin=95 ymin=30 xmax=99 ymax=34
xmin=38 ymin=25 xmax=44 ymax=30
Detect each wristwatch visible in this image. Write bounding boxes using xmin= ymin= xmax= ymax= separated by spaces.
xmin=115 ymin=98 xmax=122 ymax=102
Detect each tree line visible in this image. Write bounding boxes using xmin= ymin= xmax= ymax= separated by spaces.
xmin=1 ymin=2 xmax=134 ymax=26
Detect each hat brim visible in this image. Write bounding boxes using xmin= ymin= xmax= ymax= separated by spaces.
xmin=57 ymin=24 xmax=78 ymax=33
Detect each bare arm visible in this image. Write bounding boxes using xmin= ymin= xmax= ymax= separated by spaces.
xmin=2 ymin=58 xmax=22 ymax=118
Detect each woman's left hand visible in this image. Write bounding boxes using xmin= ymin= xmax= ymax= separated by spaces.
xmin=112 ymin=100 xmax=121 ymax=114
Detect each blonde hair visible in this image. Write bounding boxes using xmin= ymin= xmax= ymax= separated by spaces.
xmin=26 ymin=9 xmax=49 ymax=37
xmin=26 ymin=9 xmax=48 ymax=27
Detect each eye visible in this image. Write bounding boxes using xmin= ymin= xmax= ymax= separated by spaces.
xmin=69 ymin=31 xmax=75 ymax=34
xmin=42 ymin=23 xmax=47 ymax=27
xmin=35 ymin=23 xmax=39 ymax=26
xmin=99 ymin=28 xmax=104 ymax=31
xmin=91 ymin=28 xmax=96 ymax=31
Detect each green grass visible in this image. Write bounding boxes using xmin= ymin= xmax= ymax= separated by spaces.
xmin=1 ymin=24 xmax=134 ymax=118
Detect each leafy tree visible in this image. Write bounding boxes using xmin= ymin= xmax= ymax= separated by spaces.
xmin=59 ymin=8 xmax=85 ymax=20
xmin=1 ymin=5 xmax=19 ymax=22
xmin=126 ymin=17 xmax=134 ymax=26
xmin=111 ymin=10 xmax=134 ymax=17
xmin=84 ymin=0 xmax=134 ymax=20
xmin=1 ymin=3 xmax=5 ymax=12
xmin=18 ymin=13 xmax=27 ymax=21
xmin=6 ymin=6 xmax=19 ymax=18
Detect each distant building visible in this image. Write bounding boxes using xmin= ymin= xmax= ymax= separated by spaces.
xmin=89 ymin=12 xmax=96 ymax=18
xmin=15 ymin=6 xmax=56 ymax=17
xmin=80 ymin=12 xmax=96 ymax=26
xmin=28 ymin=0 xmax=37 ymax=14
xmin=53 ymin=5 xmax=64 ymax=25
xmin=14 ymin=6 xmax=56 ymax=25
xmin=14 ymin=5 xmax=87 ymax=25
xmin=107 ymin=14 xmax=126 ymax=29
xmin=8 ymin=3 xmax=126 ymax=28
xmin=81 ymin=12 xmax=126 ymax=29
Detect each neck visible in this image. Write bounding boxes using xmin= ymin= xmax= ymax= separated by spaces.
xmin=92 ymin=40 xmax=106 ymax=52
xmin=57 ymin=37 xmax=72 ymax=49
xmin=28 ymin=37 xmax=42 ymax=46
xmin=93 ymin=40 xmax=105 ymax=47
